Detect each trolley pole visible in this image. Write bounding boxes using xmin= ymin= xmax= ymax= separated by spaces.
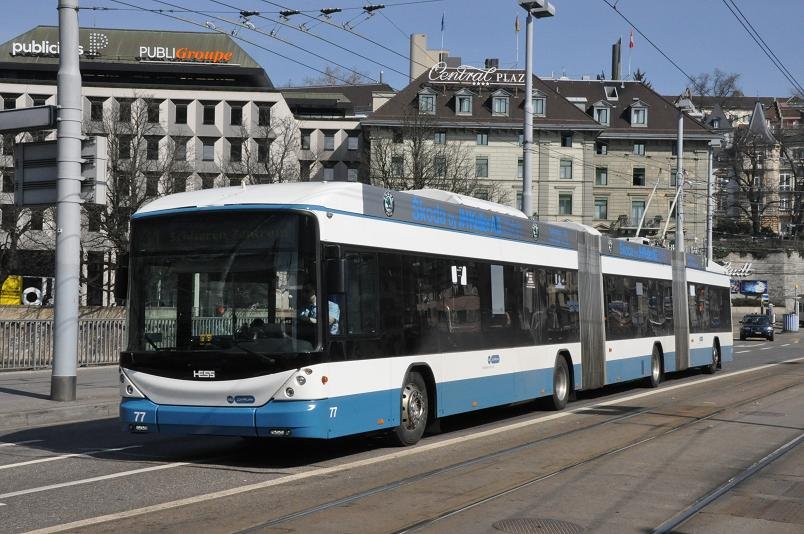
xmin=51 ymin=0 xmax=83 ymax=401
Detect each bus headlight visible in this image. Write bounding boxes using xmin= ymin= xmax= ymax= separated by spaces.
xmin=285 ymin=387 xmax=295 ymax=397
xmin=296 ymin=375 xmax=306 ymax=386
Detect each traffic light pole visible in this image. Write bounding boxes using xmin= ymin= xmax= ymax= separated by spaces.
xmin=52 ymin=0 xmax=82 ymax=401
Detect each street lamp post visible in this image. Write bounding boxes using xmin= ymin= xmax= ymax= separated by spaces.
xmin=519 ymin=1 xmax=554 ymax=219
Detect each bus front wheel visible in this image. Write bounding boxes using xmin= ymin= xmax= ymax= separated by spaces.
xmin=392 ymin=372 xmax=429 ymax=446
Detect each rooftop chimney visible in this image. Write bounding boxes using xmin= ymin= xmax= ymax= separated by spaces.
xmin=611 ymin=38 xmax=621 ymax=80
xmin=485 ymin=58 xmax=499 ymax=69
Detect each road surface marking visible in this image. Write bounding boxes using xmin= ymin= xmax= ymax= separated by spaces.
xmin=760 ymin=347 xmax=773 ymax=351
xmin=735 ymin=350 xmax=750 ymax=354
xmin=780 ymin=344 xmax=790 ymax=347
xmin=0 ymin=440 xmax=42 ymax=448
xmin=0 ymin=445 xmax=139 ymax=471
xmin=26 ymin=355 xmax=804 ymax=534
xmin=0 ymin=462 xmax=189 ymax=500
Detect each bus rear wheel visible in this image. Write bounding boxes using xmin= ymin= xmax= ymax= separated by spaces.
xmin=647 ymin=347 xmax=663 ymax=388
xmin=703 ymin=344 xmax=720 ymax=374
xmin=392 ymin=372 xmax=429 ymax=446
xmin=547 ymin=357 xmax=570 ymax=411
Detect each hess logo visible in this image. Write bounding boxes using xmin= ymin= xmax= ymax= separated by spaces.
xmin=192 ymin=370 xmax=216 ymax=378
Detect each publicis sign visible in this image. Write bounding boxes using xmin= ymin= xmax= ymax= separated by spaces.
xmin=427 ymin=62 xmax=526 ymax=87
xmin=11 ymin=31 xmax=109 ymax=58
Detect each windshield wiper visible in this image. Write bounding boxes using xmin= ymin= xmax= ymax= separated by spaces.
xmin=143 ymin=333 xmax=167 ymax=351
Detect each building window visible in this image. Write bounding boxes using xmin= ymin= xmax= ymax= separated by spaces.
xmin=202 ymin=138 xmax=215 ymax=161
xmin=147 ymin=100 xmax=160 ymax=123
xmin=670 ymin=168 xmax=679 ymax=187
xmin=201 ymin=174 xmax=216 ymax=189
xmin=456 ymin=95 xmax=472 ymax=115
xmin=595 ymin=167 xmax=608 ymax=185
xmin=533 ymin=96 xmax=546 ymax=116
xmin=324 ymin=131 xmax=335 ymax=151
xmin=633 ymin=167 xmax=646 ymax=186
xmin=594 ymin=107 xmax=609 ymax=125
xmin=561 ymin=132 xmax=573 ymax=147
xmin=258 ymin=104 xmax=271 ymax=127
xmin=391 ymin=156 xmax=403 ymax=177
xmin=631 ymin=200 xmax=646 ymax=222
xmin=476 ymin=132 xmax=488 ymax=145
xmin=230 ymin=104 xmax=242 ymax=126
xmin=228 ymin=176 xmax=242 ymax=187
xmin=2 ymin=171 xmax=14 ymax=192
xmin=347 ymin=135 xmax=359 ymax=151
xmin=145 ymin=173 xmax=159 ymax=197
xmin=87 ymin=206 xmax=102 ymax=232
xmin=594 ymin=198 xmax=608 ymax=220
xmin=90 ymin=99 xmax=104 ymax=121
xmin=492 ymin=96 xmax=509 ymax=116
xmin=146 ymin=137 xmax=159 ymax=160
xmin=257 ymin=140 xmax=270 ymax=162
xmin=175 ymin=102 xmax=188 ymax=124
xmin=633 ymin=142 xmax=645 ymax=156
xmin=3 ymin=134 xmax=14 ymax=156
xmin=230 ymin=139 xmax=242 ymax=162
xmin=3 ymin=96 xmax=15 ymax=110
xmin=712 ymin=118 xmax=720 ymax=129
xmin=172 ymin=174 xmax=187 ymax=193
xmin=434 ymin=131 xmax=446 ymax=145
xmin=779 ymin=173 xmax=792 ymax=191
xmin=419 ymin=94 xmax=435 ymax=114
xmin=558 ymin=193 xmax=573 ymax=215
xmin=0 ymin=206 xmax=14 ymax=231
xmin=518 ymin=134 xmax=524 ymax=146
xmin=517 ymin=158 xmax=523 ymax=179
xmin=434 ymin=156 xmax=446 ymax=177
xmin=631 ymin=106 xmax=647 ymax=126
xmin=475 ymin=156 xmax=488 ymax=178
xmin=347 ymin=167 xmax=359 ymax=182
xmin=28 ymin=209 xmax=44 ymax=231
xmin=301 ymin=130 xmax=311 ymax=150
xmin=172 ymin=137 xmax=187 ymax=161
xmin=118 ymin=100 xmax=131 ymax=122
xmin=559 ymin=159 xmax=573 ymax=179
xmin=596 ymin=142 xmax=608 ymax=155
xmin=393 ymin=130 xmax=403 ymax=144
xmin=32 ymin=96 xmax=47 ymax=107
xmin=118 ymin=135 xmax=131 ymax=159
xmin=516 ymin=191 xmax=523 ymax=210
xmin=202 ymin=103 xmax=215 ymax=125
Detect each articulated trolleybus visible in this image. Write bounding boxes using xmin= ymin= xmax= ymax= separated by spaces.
xmin=120 ymin=183 xmax=732 ymax=445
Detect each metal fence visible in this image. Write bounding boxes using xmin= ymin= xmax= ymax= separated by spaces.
xmin=0 ymin=319 xmax=126 ymax=371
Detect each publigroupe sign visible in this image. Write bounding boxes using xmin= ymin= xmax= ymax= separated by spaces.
xmin=8 ymin=33 xmax=234 ymax=64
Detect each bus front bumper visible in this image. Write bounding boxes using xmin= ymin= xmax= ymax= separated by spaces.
xmin=120 ymin=398 xmax=331 ymax=439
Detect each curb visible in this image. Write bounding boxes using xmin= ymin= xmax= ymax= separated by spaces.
xmin=0 ymin=400 xmax=119 ymax=432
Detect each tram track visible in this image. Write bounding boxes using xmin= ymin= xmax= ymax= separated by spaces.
xmin=232 ymin=370 xmax=802 ymax=534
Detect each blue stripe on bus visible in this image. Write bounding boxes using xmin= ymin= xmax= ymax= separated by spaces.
xmin=721 ymin=344 xmax=733 ymax=363
xmin=690 ymin=346 xmax=714 ymax=367
xmin=662 ymin=351 xmax=677 ymax=373
xmin=605 ymin=355 xmax=652 ymax=384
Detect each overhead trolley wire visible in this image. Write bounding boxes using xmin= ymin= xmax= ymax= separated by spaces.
xmin=107 ymin=0 xmax=360 ymax=85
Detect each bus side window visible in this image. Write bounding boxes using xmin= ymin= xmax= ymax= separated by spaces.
xmin=345 ymin=253 xmax=379 ymax=335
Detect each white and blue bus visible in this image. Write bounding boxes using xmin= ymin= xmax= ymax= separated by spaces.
xmin=119 ymin=183 xmax=733 ymax=445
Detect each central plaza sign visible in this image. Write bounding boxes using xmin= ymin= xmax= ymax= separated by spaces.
xmin=427 ymin=62 xmax=527 ymax=87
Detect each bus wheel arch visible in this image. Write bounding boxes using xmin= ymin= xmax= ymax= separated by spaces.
xmin=704 ymin=338 xmax=721 ymax=374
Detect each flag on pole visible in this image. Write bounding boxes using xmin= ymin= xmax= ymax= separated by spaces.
xmin=629 ymin=29 xmax=635 ymax=48
xmin=515 ymin=16 xmax=520 ymax=32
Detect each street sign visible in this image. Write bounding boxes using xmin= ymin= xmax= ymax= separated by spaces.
xmin=14 ymin=137 xmax=108 ymax=206
xmin=0 ymin=105 xmax=57 ymax=133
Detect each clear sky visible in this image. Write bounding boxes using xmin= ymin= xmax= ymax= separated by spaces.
xmin=2 ymin=0 xmax=802 ymax=96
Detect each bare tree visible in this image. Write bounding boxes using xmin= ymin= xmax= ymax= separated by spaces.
xmin=367 ymin=111 xmax=509 ymax=203
xmin=83 ymin=95 xmax=191 ymax=280
xmin=221 ymin=116 xmax=301 ymax=185
xmin=688 ymin=68 xmax=743 ymax=100
xmin=302 ymin=65 xmax=369 ymax=86
xmin=721 ymin=126 xmax=780 ymax=236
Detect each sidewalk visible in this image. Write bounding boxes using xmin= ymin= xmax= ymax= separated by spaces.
xmin=0 ymin=365 xmax=120 ymax=431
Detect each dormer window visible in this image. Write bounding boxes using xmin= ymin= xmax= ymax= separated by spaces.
xmin=532 ymin=90 xmax=547 ymax=117
xmin=455 ymin=89 xmax=474 ymax=116
xmin=630 ymin=99 xmax=649 ymax=127
xmin=712 ymin=118 xmax=720 ymax=129
xmin=604 ymin=86 xmax=619 ymax=100
xmin=418 ymin=88 xmax=437 ymax=114
xmin=491 ymin=89 xmax=511 ymax=116
xmin=591 ymin=100 xmax=613 ymax=126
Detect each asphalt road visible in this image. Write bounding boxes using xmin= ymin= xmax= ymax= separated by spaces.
xmin=1 ymin=333 xmax=802 ymax=534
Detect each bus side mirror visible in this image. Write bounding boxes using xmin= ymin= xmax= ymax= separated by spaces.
xmin=327 ymin=258 xmax=346 ymax=294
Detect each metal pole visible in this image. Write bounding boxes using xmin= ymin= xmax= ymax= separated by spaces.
xmin=676 ymin=109 xmax=684 ymax=252
xmin=52 ymin=0 xmax=82 ymax=401
xmin=706 ymin=142 xmax=714 ymax=265
xmin=522 ymin=12 xmax=533 ymax=218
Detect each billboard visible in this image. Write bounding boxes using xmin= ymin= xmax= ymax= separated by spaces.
xmin=740 ymin=280 xmax=768 ymax=296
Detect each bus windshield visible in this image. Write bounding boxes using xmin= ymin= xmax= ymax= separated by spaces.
xmin=126 ymin=211 xmax=320 ymax=362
